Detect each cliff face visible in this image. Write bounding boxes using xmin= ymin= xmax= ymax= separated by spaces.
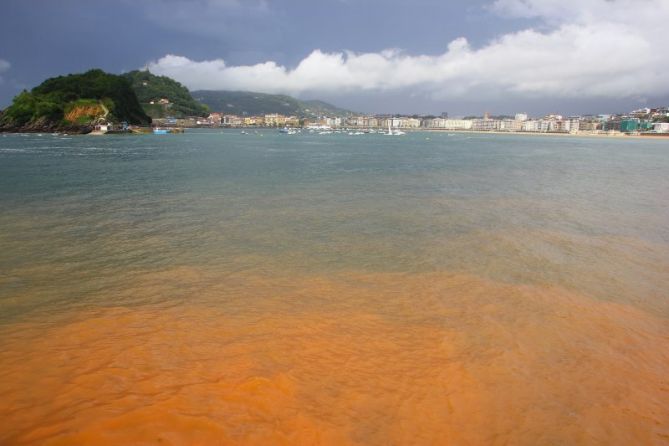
xmin=0 ymin=69 xmax=150 ymax=133
xmin=63 ymin=104 xmax=106 ymax=124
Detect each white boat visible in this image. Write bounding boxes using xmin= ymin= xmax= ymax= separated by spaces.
xmin=385 ymin=121 xmax=406 ymax=136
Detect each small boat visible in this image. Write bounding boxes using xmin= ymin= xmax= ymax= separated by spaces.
xmin=153 ymin=129 xmax=169 ymax=135
xmin=386 ymin=121 xmax=406 ymax=136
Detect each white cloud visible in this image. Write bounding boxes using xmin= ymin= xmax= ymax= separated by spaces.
xmin=145 ymin=0 xmax=669 ymax=100
xmin=0 ymin=59 xmax=10 ymax=84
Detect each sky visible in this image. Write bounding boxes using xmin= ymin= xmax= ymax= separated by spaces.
xmin=1 ymin=0 xmax=668 ymax=116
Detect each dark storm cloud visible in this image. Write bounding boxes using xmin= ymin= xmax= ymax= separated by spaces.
xmin=1 ymin=0 xmax=666 ymax=116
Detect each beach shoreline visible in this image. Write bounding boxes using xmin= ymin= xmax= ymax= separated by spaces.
xmin=421 ymin=128 xmax=669 ymax=139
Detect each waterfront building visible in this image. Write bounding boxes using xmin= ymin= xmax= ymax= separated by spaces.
xmin=554 ymin=120 xmax=568 ymax=133
xmin=567 ymin=117 xmax=581 ymax=133
xmin=93 ymin=122 xmax=111 ymax=134
xmin=603 ymin=119 xmax=622 ymax=132
xmin=620 ymin=119 xmax=640 ymax=133
xmin=349 ymin=116 xmax=370 ymax=127
xmin=264 ymin=114 xmax=286 ymax=127
xmin=579 ymin=120 xmax=600 ymax=132
xmin=223 ymin=115 xmax=243 ymax=126
xmin=402 ymin=118 xmax=422 ymax=128
xmin=539 ymin=120 xmax=551 ymax=132
xmin=499 ymin=119 xmax=521 ymax=131
xmin=424 ymin=119 xmax=473 ymax=130
xmin=653 ymin=122 xmax=669 ymax=133
xmin=522 ymin=120 xmax=540 ymax=132
xmin=324 ymin=117 xmax=342 ymax=127
xmin=207 ymin=113 xmax=222 ymax=125
xmin=472 ymin=119 xmax=497 ymax=131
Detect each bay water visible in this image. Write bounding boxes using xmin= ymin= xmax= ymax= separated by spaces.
xmin=1 ymin=130 xmax=668 ymax=444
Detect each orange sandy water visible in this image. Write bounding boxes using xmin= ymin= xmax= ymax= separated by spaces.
xmin=1 ymin=268 xmax=668 ymax=445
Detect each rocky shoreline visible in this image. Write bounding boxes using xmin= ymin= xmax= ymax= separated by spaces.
xmin=0 ymin=114 xmax=92 ymax=134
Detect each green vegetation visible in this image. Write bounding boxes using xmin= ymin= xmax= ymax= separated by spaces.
xmin=192 ymin=90 xmax=355 ymax=117
xmin=123 ymin=70 xmax=208 ymax=118
xmin=0 ymin=69 xmax=150 ymax=130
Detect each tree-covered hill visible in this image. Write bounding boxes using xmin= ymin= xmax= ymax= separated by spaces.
xmin=123 ymin=70 xmax=208 ymax=118
xmin=0 ymin=69 xmax=151 ymax=132
xmin=192 ymin=90 xmax=355 ymax=117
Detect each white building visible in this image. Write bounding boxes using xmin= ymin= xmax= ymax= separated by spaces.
xmin=522 ymin=120 xmax=540 ymax=132
xmin=515 ymin=113 xmax=528 ymax=122
xmin=404 ymin=118 xmax=422 ymax=128
xmin=472 ymin=119 xmax=498 ymax=131
xmin=223 ymin=115 xmax=243 ymax=126
xmin=539 ymin=120 xmax=551 ymax=132
xmin=653 ymin=122 xmax=669 ymax=133
xmin=500 ymin=119 xmax=521 ymax=131
xmin=92 ymin=122 xmax=111 ymax=134
xmin=566 ymin=117 xmax=581 ymax=133
xmin=425 ymin=119 xmax=473 ymax=130
xmin=325 ymin=117 xmax=342 ymax=127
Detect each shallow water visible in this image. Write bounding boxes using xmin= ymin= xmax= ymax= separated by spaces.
xmin=1 ymin=130 xmax=668 ymax=444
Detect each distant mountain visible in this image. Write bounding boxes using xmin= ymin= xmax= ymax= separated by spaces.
xmin=123 ymin=70 xmax=208 ymax=118
xmin=192 ymin=90 xmax=355 ymax=117
xmin=0 ymin=69 xmax=150 ymax=133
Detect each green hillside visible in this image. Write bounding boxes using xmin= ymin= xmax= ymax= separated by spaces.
xmin=123 ymin=70 xmax=208 ymax=118
xmin=0 ymin=69 xmax=150 ymax=132
xmin=192 ymin=90 xmax=355 ymax=117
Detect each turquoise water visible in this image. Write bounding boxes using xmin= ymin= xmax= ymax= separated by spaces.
xmin=2 ymin=130 xmax=667 ymax=320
